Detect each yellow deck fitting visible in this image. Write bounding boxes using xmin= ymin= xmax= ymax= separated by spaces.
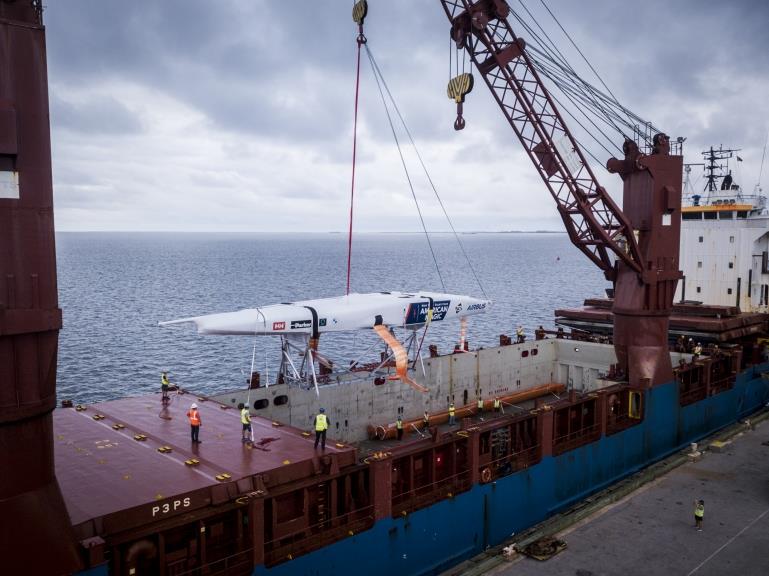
xmin=282 ymin=459 xmax=291 ymax=465
xmin=271 ymin=421 xmax=282 ymax=427
xmin=157 ymin=446 xmax=172 ymax=453
xmin=92 ymin=414 xmax=105 ymax=420
xmin=184 ymin=459 xmax=200 ymax=466
xmin=112 ymin=424 xmax=125 ymax=430
xmin=301 ymin=431 xmax=311 ymax=437
xmin=215 ymin=473 xmax=232 ymax=482
xmin=133 ymin=434 xmax=147 ymax=441
xmin=335 ymin=443 xmax=345 ymax=448
xmin=75 ymin=405 xmax=87 ymax=411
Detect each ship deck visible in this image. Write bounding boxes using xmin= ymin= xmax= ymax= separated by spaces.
xmin=488 ymin=417 xmax=769 ymax=576
xmin=54 ymin=393 xmax=356 ymax=530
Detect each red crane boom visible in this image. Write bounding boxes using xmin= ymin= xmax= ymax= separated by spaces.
xmin=439 ymin=0 xmax=683 ymax=387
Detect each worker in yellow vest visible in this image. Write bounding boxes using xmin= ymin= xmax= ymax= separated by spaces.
xmin=694 ymin=499 xmax=705 ymax=531
xmin=161 ymin=371 xmax=170 ymax=404
xmin=238 ymin=403 xmax=252 ymax=443
xmin=477 ymin=397 xmax=484 ymax=414
xmin=493 ymin=397 xmax=501 ymax=412
xmin=314 ymin=408 xmax=329 ymax=450
xmin=423 ymin=410 xmax=430 ymax=430
xmin=396 ymin=416 xmax=404 ymax=441
xmin=448 ymin=402 xmax=456 ymax=426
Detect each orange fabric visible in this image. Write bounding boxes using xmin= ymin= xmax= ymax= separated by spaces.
xmin=373 ymin=324 xmax=428 ymax=393
xmin=187 ymin=409 xmax=201 ymax=426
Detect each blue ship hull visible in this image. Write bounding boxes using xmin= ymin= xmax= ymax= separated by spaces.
xmin=255 ymin=364 xmax=769 ymax=576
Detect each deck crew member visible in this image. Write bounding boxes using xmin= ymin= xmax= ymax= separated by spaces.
xmin=516 ymin=325 xmax=525 ymax=343
xmin=448 ymin=402 xmax=456 ymax=426
xmin=314 ymin=408 xmax=329 ymax=450
xmin=694 ymin=499 xmax=705 ymax=531
xmin=493 ymin=397 xmax=501 ymax=412
xmin=423 ymin=410 xmax=430 ymax=430
xmin=477 ymin=397 xmax=484 ymax=414
xmin=161 ymin=371 xmax=170 ymax=403
xmin=187 ymin=403 xmax=201 ymax=443
xmin=396 ymin=416 xmax=404 ymax=441
xmin=238 ymin=403 xmax=252 ymax=443
xmin=693 ymin=342 xmax=703 ymax=358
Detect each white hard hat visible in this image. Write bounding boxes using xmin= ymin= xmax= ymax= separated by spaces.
xmin=191 ymin=403 xmax=198 ymax=409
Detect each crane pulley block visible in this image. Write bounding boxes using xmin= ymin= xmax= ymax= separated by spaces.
xmin=352 ymin=0 xmax=368 ymax=25
xmin=447 ymin=72 xmax=474 ymax=130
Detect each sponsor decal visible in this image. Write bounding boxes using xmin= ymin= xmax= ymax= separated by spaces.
xmin=319 ymin=318 xmax=327 ymax=327
xmin=291 ymin=319 xmax=312 ymax=330
xmin=455 ymin=303 xmax=463 ymax=314
xmin=272 ymin=321 xmax=286 ymax=330
xmin=405 ymin=300 xmax=451 ymax=325
xmin=467 ymin=303 xmax=486 ymax=311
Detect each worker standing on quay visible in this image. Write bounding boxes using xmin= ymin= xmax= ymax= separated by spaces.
xmin=396 ymin=416 xmax=404 ymax=441
xmin=314 ymin=408 xmax=329 ymax=450
xmin=187 ymin=403 xmax=201 ymax=444
xmin=161 ymin=371 xmax=170 ymax=404
xmin=694 ymin=499 xmax=705 ymax=531
xmin=238 ymin=403 xmax=252 ymax=443
xmin=448 ymin=402 xmax=456 ymax=426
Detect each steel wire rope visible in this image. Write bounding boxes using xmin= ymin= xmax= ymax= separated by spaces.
xmin=362 ymin=44 xmax=446 ymax=292
xmin=366 ymin=44 xmax=489 ymax=300
xmin=528 ymin=53 xmax=622 ymax=158
xmin=511 ymin=4 xmax=632 ymax=138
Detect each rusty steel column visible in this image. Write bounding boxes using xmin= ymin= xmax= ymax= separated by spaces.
xmin=0 ymin=2 xmax=80 ymax=573
xmin=608 ymin=136 xmax=683 ymax=388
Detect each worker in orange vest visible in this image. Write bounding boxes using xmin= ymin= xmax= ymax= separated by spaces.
xmin=187 ymin=403 xmax=202 ymax=444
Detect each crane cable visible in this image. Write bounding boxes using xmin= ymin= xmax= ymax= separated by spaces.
xmin=346 ymin=1 xmax=368 ymax=295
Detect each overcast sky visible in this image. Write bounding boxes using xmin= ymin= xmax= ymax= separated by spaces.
xmin=45 ymin=0 xmax=769 ymax=232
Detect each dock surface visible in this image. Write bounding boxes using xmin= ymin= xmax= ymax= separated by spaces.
xmin=492 ymin=419 xmax=769 ymax=576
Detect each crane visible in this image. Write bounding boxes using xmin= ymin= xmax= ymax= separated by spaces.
xmin=439 ymin=0 xmax=683 ymax=387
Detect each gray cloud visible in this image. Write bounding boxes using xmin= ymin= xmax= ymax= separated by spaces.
xmin=42 ymin=0 xmax=769 ymax=231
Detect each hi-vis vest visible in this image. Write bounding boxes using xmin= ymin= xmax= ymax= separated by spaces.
xmin=695 ymin=504 xmax=704 ymax=518
xmin=477 ymin=399 xmax=483 ymax=409
xmin=448 ymin=404 xmax=455 ymax=416
xmin=315 ymin=413 xmax=328 ymax=431
xmin=161 ymin=374 xmax=169 ymax=386
xmin=188 ymin=409 xmax=200 ymax=426
xmin=396 ymin=419 xmax=403 ymax=430
xmin=241 ymin=408 xmax=250 ymax=425
xmin=494 ymin=398 xmax=501 ymax=409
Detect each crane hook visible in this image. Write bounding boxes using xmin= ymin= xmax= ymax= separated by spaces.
xmin=447 ymin=73 xmax=474 ymax=131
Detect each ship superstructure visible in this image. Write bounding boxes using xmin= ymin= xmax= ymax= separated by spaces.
xmin=675 ymin=147 xmax=769 ymax=311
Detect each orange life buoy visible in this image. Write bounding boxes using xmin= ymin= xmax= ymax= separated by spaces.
xmin=481 ymin=467 xmax=492 ymax=483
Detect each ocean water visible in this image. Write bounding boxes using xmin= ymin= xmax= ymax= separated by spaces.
xmin=55 ymin=232 xmax=605 ymax=403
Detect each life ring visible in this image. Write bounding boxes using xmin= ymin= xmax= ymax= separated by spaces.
xmin=481 ymin=467 xmax=492 ymax=483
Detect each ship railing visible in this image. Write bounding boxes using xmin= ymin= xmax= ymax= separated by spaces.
xmin=263 ymin=505 xmax=375 ymax=567
xmin=170 ymin=546 xmax=253 ymax=576
xmin=392 ymin=469 xmax=472 ymax=517
xmin=606 ymin=412 xmax=641 ymax=436
xmin=552 ymin=422 xmax=602 ymax=455
xmin=483 ymin=444 xmax=541 ymax=481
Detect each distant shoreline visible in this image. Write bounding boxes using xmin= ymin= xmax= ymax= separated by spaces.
xmin=56 ymin=230 xmax=567 ymax=234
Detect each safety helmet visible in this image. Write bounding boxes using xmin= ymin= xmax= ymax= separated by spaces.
xmin=191 ymin=403 xmax=198 ymax=409
xmin=319 ymin=407 xmax=325 ymax=413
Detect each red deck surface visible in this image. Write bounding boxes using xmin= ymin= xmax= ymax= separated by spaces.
xmin=54 ymin=393 xmax=354 ymax=530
